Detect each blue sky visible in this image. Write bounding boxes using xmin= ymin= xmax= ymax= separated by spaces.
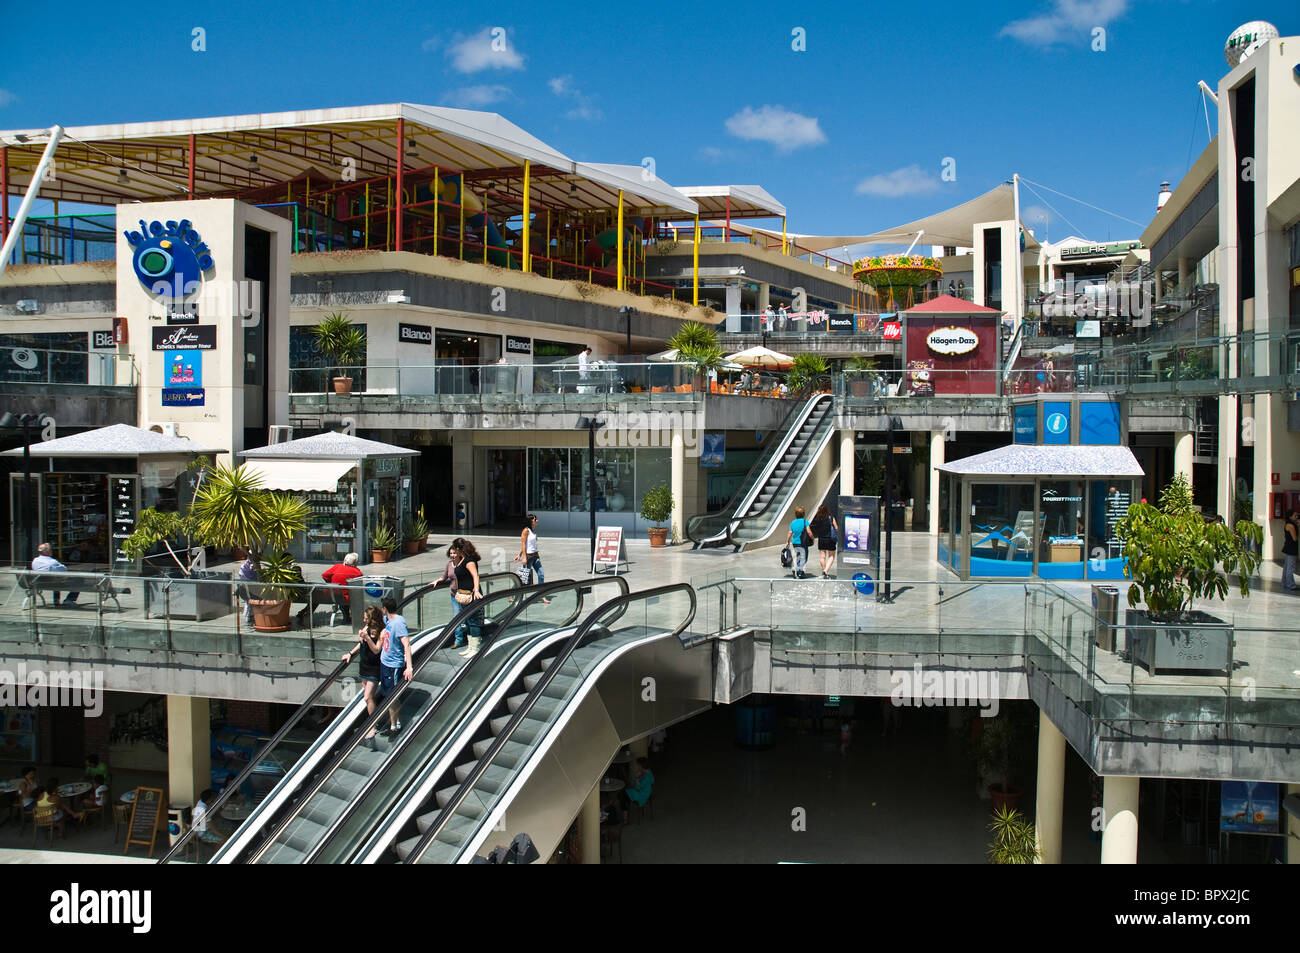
xmin=1 ymin=0 xmax=1293 ymax=249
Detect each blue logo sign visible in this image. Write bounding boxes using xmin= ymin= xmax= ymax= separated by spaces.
xmin=161 ymin=388 xmax=205 ymax=407
xmin=1046 ymin=412 xmax=1068 ymax=435
xmin=364 ymin=582 xmax=383 ymax=598
xmin=851 ymin=572 xmax=874 ymax=595
xmin=124 ymin=219 xmax=214 ymax=301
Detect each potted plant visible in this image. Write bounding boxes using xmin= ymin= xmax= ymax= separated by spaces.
xmin=640 ymin=483 xmax=674 ymax=547
xmin=667 ymin=322 xmax=725 ymax=392
xmin=969 ymin=704 xmax=1037 ymax=812
xmin=845 ymin=355 xmax=880 ymax=398
xmin=311 ymin=311 xmax=366 ymax=395
xmin=371 ymin=511 xmax=397 ymax=563
xmin=987 ymin=805 xmax=1040 ymax=864
xmin=403 ymin=508 xmax=429 ymax=556
xmin=1116 ymin=474 xmax=1261 ymax=674
xmin=187 ymin=463 xmax=309 ymax=632
xmin=122 ymin=457 xmax=235 ymax=622
xmin=787 ymin=353 xmax=830 ymax=397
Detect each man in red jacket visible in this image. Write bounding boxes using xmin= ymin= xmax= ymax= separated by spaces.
xmin=298 ymin=553 xmax=364 ymax=625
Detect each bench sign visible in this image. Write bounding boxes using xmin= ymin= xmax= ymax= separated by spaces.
xmin=926 ymin=326 xmax=979 ymax=356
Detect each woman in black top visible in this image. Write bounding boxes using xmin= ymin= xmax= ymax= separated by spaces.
xmin=451 ymin=537 xmax=484 ymax=657
xmin=1283 ymin=511 xmax=1298 ymax=592
xmin=344 ymin=605 xmax=386 ymax=739
xmin=809 ymin=505 xmax=839 ymax=579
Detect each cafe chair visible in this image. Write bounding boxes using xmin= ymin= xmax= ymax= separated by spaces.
xmin=81 ymin=796 xmax=104 ymax=828
xmin=112 ymin=804 xmax=130 ymax=843
xmin=32 ymin=805 xmax=59 ymax=846
xmin=600 ymin=819 xmax=625 ymax=863
xmin=632 ymin=793 xmax=654 ymax=825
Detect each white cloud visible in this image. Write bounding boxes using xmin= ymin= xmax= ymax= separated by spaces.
xmin=445 ymin=28 xmax=525 ymax=73
xmin=548 ymin=74 xmax=601 ymax=121
xmin=1000 ymin=0 xmax=1128 ymax=45
xmin=855 ymin=165 xmax=941 ymax=198
xmin=0 ymin=89 xmax=15 ymax=107
xmin=441 ymin=85 xmax=512 ymax=108
xmin=698 ymin=146 xmax=728 ymax=162
xmin=724 ymin=105 xmax=826 ymax=152
xmin=1022 ymin=204 xmax=1052 ymax=224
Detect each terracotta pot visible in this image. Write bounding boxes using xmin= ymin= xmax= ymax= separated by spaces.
xmin=404 ymin=540 xmax=421 ymax=555
xmin=372 ymin=549 xmax=390 ymax=564
xmin=418 ymin=538 xmax=428 ymax=553
xmin=648 ymin=527 xmax=669 ymax=548
xmin=231 ymin=546 xmax=249 ymax=561
xmin=332 ymin=377 xmax=353 ymax=395
xmin=249 ymin=599 xmax=290 ymax=632
xmin=989 ymin=784 xmax=1022 ymax=814
xmin=849 ymin=380 xmax=869 ymax=398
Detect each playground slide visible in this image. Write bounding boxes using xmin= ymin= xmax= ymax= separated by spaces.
xmin=412 ymin=176 xmax=513 ymax=267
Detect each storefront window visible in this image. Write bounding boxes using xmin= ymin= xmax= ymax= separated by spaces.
xmin=968 ymin=482 xmax=1035 ymax=577
xmin=938 ymin=473 xmax=953 ymax=568
xmin=140 ymin=458 xmax=189 ymax=512
xmin=1038 ymin=479 xmax=1085 ymax=580
xmin=635 ymin=449 xmax=671 ymax=517
xmin=0 ymin=332 xmax=89 ymax=385
xmin=528 ymin=448 xmax=569 ymax=512
xmin=40 ymin=473 xmax=109 ymax=566
xmin=1087 ymin=480 xmax=1134 ymax=579
xmin=290 ymin=323 xmax=367 ymax=392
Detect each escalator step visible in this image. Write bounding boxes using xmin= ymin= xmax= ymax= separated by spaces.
xmin=413 ymin=839 xmax=460 ymax=865
xmin=506 ymin=692 xmax=530 ymax=713
xmin=299 ymin=791 xmax=350 ymax=825
xmin=474 ymin=738 xmax=530 ymax=767
xmin=454 ymin=760 xmax=480 ymax=783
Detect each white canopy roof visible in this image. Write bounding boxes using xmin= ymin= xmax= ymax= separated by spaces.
xmin=240 ymin=459 xmax=356 ymax=492
xmin=240 ymin=432 xmax=417 ymax=460
xmin=676 ymin=185 xmax=786 ymax=219
xmin=572 ymin=162 xmax=698 ymax=216
xmin=0 ymin=423 xmax=224 ymax=458
xmin=853 ymin=184 xmax=1040 ymax=249
xmin=936 ymin=443 xmax=1143 ymax=477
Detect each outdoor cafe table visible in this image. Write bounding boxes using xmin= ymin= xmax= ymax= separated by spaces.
xmin=0 ymin=778 xmax=23 ymax=793
xmin=120 ymin=790 xmax=136 ymax=804
xmin=600 ymin=777 xmax=624 ymax=794
xmin=58 ymin=781 xmax=92 ymax=799
xmin=221 ymin=802 xmax=251 ymax=822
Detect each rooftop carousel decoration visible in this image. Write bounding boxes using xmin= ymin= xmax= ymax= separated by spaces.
xmin=852 ymin=254 xmax=943 ymax=310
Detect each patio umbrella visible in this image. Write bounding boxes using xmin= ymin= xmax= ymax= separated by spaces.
xmin=726 ymin=345 xmax=794 ymax=369
xmin=648 ymin=348 xmax=680 ymax=362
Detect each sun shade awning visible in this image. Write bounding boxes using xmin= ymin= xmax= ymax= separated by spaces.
xmin=936 ymin=443 xmax=1144 ymax=478
xmin=854 ymin=184 xmax=1039 ymax=249
xmin=676 ymin=185 xmax=786 ymax=219
xmin=239 ymin=459 xmax=357 ymax=492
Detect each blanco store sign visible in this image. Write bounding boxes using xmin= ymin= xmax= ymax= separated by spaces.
xmin=925 ymin=326 xmax=979 ymax=356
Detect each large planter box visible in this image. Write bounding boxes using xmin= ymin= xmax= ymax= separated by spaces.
xmin=1124 ymin=609 xmax=1232 ymax=675
xmin=146 ymin=570 xmax=234 ymax=622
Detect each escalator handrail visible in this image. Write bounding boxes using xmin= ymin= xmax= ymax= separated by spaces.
xmin=236 ymin=577 xmax=546 ymax=864
xmin=403 ymin=582 xmax=697 ymax=864
xmin=685 ymin=396 xmax=819 ymax=544
xmin=201 ymin=572 xmax=522 ymax=863
xmin=331 ymin=575 xmax=633 ymax=864
xmin=399 ymin=571 xmax=523 ymax=612
xmin=727 ymin=394 xmax=835 ymax=542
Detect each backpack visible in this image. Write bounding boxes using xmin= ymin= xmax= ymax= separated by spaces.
xmin=780 ymin=546 xmax=793 ymax=568
xmin=794 ymin=519 xmax=812 ymax=548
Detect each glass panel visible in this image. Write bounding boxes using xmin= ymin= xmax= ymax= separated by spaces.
xmin=968 ymin=482 xmax=1035 ymax=577
xmin=1038 ymin=480 xmax=1085 ymax=581
xmin=938 ymin=473 xmax=952 ymax=568
xmin=527 ymin=448 xmax=568 ymax=512
xmin=1087 ymin=480 xmax=1133 ymax=580
xmin=635 ymin=449 xmax=671 ymax=517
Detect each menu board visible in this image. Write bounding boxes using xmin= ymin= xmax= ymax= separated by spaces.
xmin=1104 ymin=487 xmax=1132 ymax=558
xmin=124 ymin=786 xmax=164 ymax=857
xmin=592 ymin=526 xmax=628 ymax=575
xmin=111 ymin=475 xmax=140 ymax=570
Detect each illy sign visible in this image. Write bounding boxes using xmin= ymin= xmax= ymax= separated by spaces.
xmin=151 ymin=326 xmax=216 ymax=351
xmin=399 ymin=322 xmax=432 ymax=345
xmin=925 ymin=326 xmax=979 ymax=356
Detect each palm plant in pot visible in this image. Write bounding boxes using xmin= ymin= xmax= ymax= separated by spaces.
xmin=845 ymin=355 xmax=881 ymax=398
xmin=370 ymin=510 xmax=397 ymax=563
xmin=189 ymin=464 xmax=309 ymax=632
xmin=1115 ymin=474 xmax=1261 ymax=674
xmin=787 ymin=353 xmax=830 ymax=397
xmin=311 ymin=311 xmax=366 ymax=395
xmin=403 ymin=507 xmax=429 ymax=555
xmin=640 ymin=483 xmax=674 ymax=547
xmin=971 ymin=703 xmax=1037 ymax=812
xmin=667 ymin=321 xmax=724 ymax=392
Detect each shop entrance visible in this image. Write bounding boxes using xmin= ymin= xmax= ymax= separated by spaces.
xmin=482 ymin=448 xmax=526 ymax=529
xmin=421 ymin=446 xmax=453 ymax=529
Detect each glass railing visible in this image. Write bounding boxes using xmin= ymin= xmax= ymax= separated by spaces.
xmin=838 ymin=367 xmax=1011 ymax=399
xmin=0 ymin=345 xmax=132 ymax=387
xmin=407 ymin=582 xmax=695 ymax=863
xmin=0 ymin=566 xmax=502 ymax=662
xmin=289 ymin=360 xmax=698 ymax=404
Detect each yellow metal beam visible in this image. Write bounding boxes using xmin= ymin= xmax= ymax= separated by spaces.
xmin=522 ymin=160 xmax=531 ymax=273
xmin=693 ymin=213 xmax=700 ymax=306
xmin=617 ymin=189 xmax=624 ymax=291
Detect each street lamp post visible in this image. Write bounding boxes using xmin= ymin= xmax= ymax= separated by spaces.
xmin=575 ymin=416 xmax=601 ymax=562
xmin=619 ymin=306 xmax=636 ymax=353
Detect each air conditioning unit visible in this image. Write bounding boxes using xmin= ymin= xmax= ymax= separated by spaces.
xmin=15 ymin=300 xmax=39 ymax=314
xmin=160 ymin=422 xmax=178 ymax=438
xmin=387 ymin=290 xmax=411 ymax=304
xmin=268 ymin=425 xmax=293 ymax=444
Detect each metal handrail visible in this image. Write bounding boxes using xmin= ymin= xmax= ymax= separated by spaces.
xmin=403 ymin=582 xmax=697 ymax=864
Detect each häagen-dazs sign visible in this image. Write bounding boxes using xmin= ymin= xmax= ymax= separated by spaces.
xmin=925 ymin=326 xmax=979 ymax=356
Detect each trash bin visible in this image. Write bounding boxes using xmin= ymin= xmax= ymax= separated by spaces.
xmin=455 ymin=501 xmax=468 ymax=533
xmin=167 ymin=804 xmax=188 ymax=847
xmin=358 ymin=575 xmax=405 ymax=611
xmin=1092 ymin=585 xmax=1119 ymax=651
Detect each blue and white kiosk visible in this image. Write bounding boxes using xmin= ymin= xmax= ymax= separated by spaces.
xmin=935 ymin=395 xmax=1143 ymax=580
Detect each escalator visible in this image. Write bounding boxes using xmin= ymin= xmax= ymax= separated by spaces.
xmin=687 ymin=393 xmax=837 ymax=550
xmin=208 ymin=576 xmax=629 ymax=863
xmin=397 ymin=583 xmax=701 ymax=864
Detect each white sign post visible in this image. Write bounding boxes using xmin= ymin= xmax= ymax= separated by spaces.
xmin=592 ymin=526 xmax=629 ymax=575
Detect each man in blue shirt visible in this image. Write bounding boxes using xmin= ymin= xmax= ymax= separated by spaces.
xmin=378 ymin=596 xmax=412 ymax=735
xmin=32 ymin=542 xmax=77 ymax=605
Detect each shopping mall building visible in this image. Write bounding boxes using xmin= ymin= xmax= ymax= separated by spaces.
xmin=0 ymin=25 xmax=1297 ymax=864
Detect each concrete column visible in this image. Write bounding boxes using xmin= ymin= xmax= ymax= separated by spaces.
xmin=840 ymin=430 xmax=855 ymax=496
xmin=757 ymin=282 xmax=770 ymax=312
xmin=1217 ymin=395 xmax=1237 ymax=521
xmin=910 ymin=436 xmax=926 ymax=530
xmin=167 ymin=695 xmax=211 ymax=809
xmin=1034 ymin=710 xmax=1065 ymax=864
xmin=928 ymin=430 xmax=944 ymax=536
xmin=670 ymin=428 xmax=684 ymax=543
xmin=1174 ymin=430 xmax=1194 ymax=487
xmin=580 ymin=783 xmax=601 ymax=864
xmin=1177 ymin=257 xmax=1190 ymax=288
xmin=1100 ymin=775 xmax=1140 ymax=864
xmin=724 ymin=280 xmax=742 ymax=316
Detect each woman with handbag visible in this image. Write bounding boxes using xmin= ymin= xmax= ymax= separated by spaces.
xmin=450 ymin=537 xmax=485 ymax=657
xmin=344 ymin=606 xmax=385 ymax=742
xmin=512 ymin=514 xmax=551 ymax=603
xmin=444 ymin=544 xmax=468 ymax=648
xmin=785 ymin=506 xmax=813 ymax=579
xmin=809 ymin=505 xmax=839 ymax=578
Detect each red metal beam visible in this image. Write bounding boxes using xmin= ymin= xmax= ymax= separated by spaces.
xmin=395 ymin=118 xmax=404 ymax=252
